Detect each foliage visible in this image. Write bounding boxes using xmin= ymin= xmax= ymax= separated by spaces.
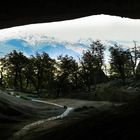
xmin=56 ymin=55 xmax=79 ymax=96
xmin=80 ymin=40 xmax=106 ymax=91
xmin=0 ymin=40 xmax=139 ymax=97
xmin=90 ymin=40 xmax=105 ymax=68
xmin=128 ymin=41 xmax=140 ymax=77
xmin=109 ymin=44 xmax=132 ymax=83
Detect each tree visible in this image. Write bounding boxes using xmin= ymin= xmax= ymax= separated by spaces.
xmin=0 ymin=51 xmax=56 ymax=95
xmin=91 ymin=40 xmax=106 ymax=82
xmin=128 ymin=41 xmax=140 ymax=77
xmin=41 ymin=52 xmax=56 ymax=93
xmin=80 ymin=40 xmax=105 ymax=92
xmin=109 ymin=44 xmax=131 ymax=84
xmin=80 ymin=50 xmax=98 ymax=91
xmin=22 ymin=57 xmax=36 ymax=90
xmin=136 ymin=61 xmax=140 ymax=78
xmin=0 ymin=58 xmax=6 ymax=87
xmin=91 ymin=40 xmax=105 ymax=69
xmin=4 ymin=50 xmax=28 ymax=90
xmin=56 ymin=55 xmax=79 ymax=96
xmin=31 ymin=52 xmax=56 ymax=95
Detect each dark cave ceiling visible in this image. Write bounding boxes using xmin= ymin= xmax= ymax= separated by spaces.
xmin=0 ymin=0 xmax=140 ymax=29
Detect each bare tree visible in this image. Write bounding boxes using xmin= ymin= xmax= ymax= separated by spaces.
xmin=128 ymin=41 xmax=140 ymax=77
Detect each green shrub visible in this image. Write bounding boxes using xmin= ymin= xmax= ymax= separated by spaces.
xmin=95 ymin=86 xmax=138 ymax=102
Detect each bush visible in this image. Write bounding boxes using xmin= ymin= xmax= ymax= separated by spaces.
xmin=95 ymin=84 xmax=139 ymax=102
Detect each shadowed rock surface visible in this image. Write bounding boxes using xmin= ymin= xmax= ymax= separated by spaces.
xmin=0 ymin=91 xmax=64 ymax=140
xmin=19 ymin=97 xmax=140 ymax=140
xmin=0 ymin=0 xmax=140 ymax=29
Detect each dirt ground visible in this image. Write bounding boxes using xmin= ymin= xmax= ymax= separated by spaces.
xmin=11 ymin=98 xmax=119 ymax=140
xmin=0 ymin=90 xmax=122 ymax=140
xmin=43 ymin=98 xmax=119 ymax=109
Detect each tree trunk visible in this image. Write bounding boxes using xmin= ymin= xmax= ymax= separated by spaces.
xmin=0 ymin=71 xmax=3 ymax=86
xmin=121 ymin=71 xmax=126 ymax=85
xmin=57 ymin=86 xmax=61 ymax=97
xmin=19 ymin=72 xmax=23 ymax=91
xmin=25 ymin=77 xmax=29 ymax=89
xmin=14 ymin=70 xmax=18 ymax=89
xmin=132 ymin=66 xmax=136 ymax=78
xmin=87 ymin=74 xmax=91 ymax=92
xmin=74 ymin=73 xmax=78 ymax=89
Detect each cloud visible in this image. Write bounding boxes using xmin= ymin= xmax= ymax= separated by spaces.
xmin=0 ymin=14 xmax=140 ymax=62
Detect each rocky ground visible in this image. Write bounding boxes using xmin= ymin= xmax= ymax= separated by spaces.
xmin=17 ymin=98 xmax=140 ymax=140
xmin=0 ymin=91 xmax=65 ymax=140
xmin=0 ymin=80 xmax=140 ymax=140
xmin=0 ymin=90 xmax=116 ymax=140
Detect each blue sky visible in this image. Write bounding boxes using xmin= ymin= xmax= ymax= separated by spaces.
xmin=0 ymin=38 xmax=138 ymax=65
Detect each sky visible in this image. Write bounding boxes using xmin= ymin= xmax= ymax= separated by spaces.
xmin=0 ymin=14 xmax=140 ymax=64
xmin=0 ymin=14 xmax=140 ymax=43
